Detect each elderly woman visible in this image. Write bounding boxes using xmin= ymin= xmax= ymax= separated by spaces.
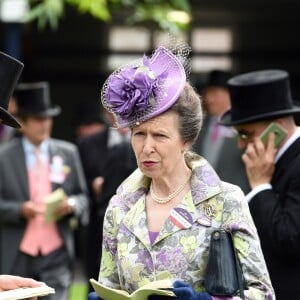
xmin=88 ymin=43 xmax=274 ymax=300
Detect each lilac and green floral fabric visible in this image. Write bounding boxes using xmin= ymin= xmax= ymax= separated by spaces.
xmin=99 ymin=157 xmax=275 ymax=300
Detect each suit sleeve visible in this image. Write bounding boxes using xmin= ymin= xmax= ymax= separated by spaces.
xmin=0 ymin=147 xmax=26 ymax=225
xmin=64 ymin=145 xmax=89 ymax=226
xmin=249 ymin=159 xmax=300 ymax=256
xmin=0 ymin=194 xmax=24 ymax=225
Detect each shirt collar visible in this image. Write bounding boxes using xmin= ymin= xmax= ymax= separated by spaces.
xmin=22 ymin=137 xmax=50 ymax=155
xmin=276 ymin=127 xmax=300 ymax=163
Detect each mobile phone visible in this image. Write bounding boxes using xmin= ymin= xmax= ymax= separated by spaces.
xmin=260 ymin=122 xmax=287 ymax=147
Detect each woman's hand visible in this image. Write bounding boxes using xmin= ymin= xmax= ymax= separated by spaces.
xmin=148 ymin=296 xmax=173 ymax=300
xmin=88 ymin=291 xmax=102 ymax=300
xmin=173 ymin=281 xmax=212 ymax=300
xmin=148 ymin=281 xmax=212 ymax=300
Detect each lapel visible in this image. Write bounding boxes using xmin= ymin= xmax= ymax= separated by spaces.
xmin=272 ymin=136 xmax=300 ymax=184
xmin=122 ymin=195 xmax=150 ymax=249
xmin=12 ymin=139 xmax=29 ymax=198
xmin=121 ymin=158 xmax=222 ymax=248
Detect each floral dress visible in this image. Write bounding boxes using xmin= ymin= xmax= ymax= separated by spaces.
xmin=99 ymin=156 xmax=275 ymax=300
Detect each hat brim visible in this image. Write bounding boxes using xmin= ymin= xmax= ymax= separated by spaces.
xmin=0 ymin=107 xmax=21 ymax=128
xmin=17 ymin=106 xmax=61 ymax=118
xmin=146 ymin=47 xmax=186 ymax=118
xmin=219 ymin=105 xmax=300 ymax=126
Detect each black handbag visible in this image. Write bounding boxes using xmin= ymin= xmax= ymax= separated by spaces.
xmin=205 ymin=229 xmax=245 ymax=300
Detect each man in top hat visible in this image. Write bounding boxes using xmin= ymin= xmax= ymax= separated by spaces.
xmin=73 ymin=101 xmax=106 ymax=141
xmin=0 ymin=81 xmax=89 ymax=300
xmin=0 ymin=51 xmax=48 ymax=298
xmin=193 ymin=70 xmax=250 ymax=193
xmin=0 ymin=51 xmax=22 ymax=129
xmin=77 ymin=109 xmax=136 ymax=289
xmin=219 ymin=69 xmax=300 ymax=300
xmin=0 ymin=56 xmax=20 ymax=144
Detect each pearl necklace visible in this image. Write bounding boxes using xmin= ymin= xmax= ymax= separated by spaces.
xmin=150 ymin=171 xmax=192 ymax=204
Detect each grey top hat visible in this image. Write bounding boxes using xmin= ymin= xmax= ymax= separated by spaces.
xmin=0 ymin=51 xmax=23 ymax=128
xmin=14 ymin=81 xmax=61 ymax=117
xmin=219 ymin=69 xmax=300 ymax=126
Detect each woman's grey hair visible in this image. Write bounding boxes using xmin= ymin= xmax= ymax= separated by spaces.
xmin=169 ymin=81 xmax=203 ymax=145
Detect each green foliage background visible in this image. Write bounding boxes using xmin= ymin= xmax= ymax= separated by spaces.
xmin=27 ymin=0 xmax=191 ymax=32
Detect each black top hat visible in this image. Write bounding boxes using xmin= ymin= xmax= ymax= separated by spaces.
xmin=219 ymin=69 xmax=300 ymax=126
xmin=204 ymin=70 xmax=231 ymax=89
xmin=72 ymin=102 xmax=106 ymax=127
xmin=14 ymin=81 xmax=61 ymax=117
xmin=0 ymin=51 xmax=23 ymax=128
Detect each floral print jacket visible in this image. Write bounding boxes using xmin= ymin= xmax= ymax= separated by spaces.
xmin=99 ymin=157 xmax=275 ymax=299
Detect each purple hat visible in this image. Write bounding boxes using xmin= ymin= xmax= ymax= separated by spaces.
xmin=101 ymin=45 xmax=190 ymax=128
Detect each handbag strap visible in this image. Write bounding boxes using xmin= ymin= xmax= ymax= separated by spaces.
xmin=236 ymin=260 xmax=245 ymax=299
xmin=230 ymin=232 xmax=245 ymax=300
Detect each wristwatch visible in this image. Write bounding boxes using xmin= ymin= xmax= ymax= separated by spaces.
xmin=67 ymin=197 xmax=76 ymax=209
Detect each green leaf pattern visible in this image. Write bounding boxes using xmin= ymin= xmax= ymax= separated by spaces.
xmin=98 ymin=157 xmax=275 ymax=299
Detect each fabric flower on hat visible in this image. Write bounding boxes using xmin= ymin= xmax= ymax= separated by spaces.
xmin=105 ymin=55 xmax=167 ymax=118
xmin=101 ymin=45 xmax=189 ymax=128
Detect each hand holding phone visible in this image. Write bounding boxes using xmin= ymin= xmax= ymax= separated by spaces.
xmin=260 ymin=122 xmax=287 ymax=148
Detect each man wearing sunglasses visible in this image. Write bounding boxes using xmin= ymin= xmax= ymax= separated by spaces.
xmin=219 ymin=69 xmax=300 ymax=300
